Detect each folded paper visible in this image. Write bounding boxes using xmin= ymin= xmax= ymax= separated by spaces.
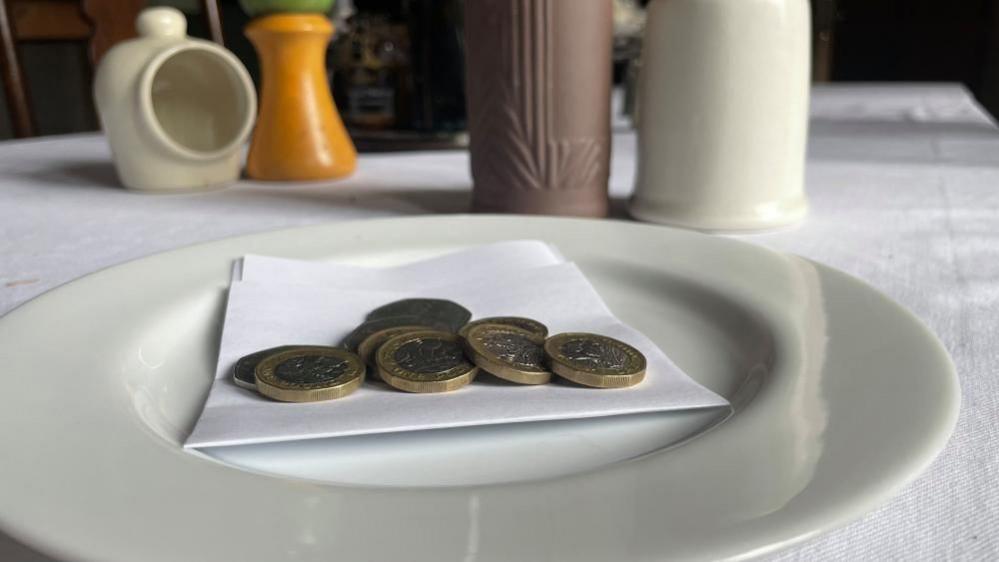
xmin=185 ymin=241 xmax=728 ymax=449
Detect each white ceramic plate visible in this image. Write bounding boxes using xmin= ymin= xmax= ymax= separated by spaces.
xmin=0 ymin=216 xmax=958 ymax=561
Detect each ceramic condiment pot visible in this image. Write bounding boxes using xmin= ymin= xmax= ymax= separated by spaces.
xmin=463 ymin=0 xmax=613 ymax=217
xmin=630 ymin=0 xmax=811 ymax=231
xmin=244 ymin=14 xmax=357 ymax=181
xmin=94 ymin=7 xmax=257 ymax=191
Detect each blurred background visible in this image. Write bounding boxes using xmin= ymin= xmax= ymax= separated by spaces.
xmin=2 ymin=0 xmax=998 ymax=142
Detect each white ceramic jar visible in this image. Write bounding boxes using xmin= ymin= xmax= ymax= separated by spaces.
xmin=630 ymin=0 xmax=811 ymax=231
xmin=94 ymin=8 xmax=256 ymax=191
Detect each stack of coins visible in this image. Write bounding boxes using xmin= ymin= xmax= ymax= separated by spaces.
xmin=233 ymin=298 xmax=647 ymax=402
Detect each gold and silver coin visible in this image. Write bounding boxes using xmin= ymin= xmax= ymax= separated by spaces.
xmin=356 ymin=325 xmax=425 ymax=378
xmin=255 ymin=346 xmax=366 ymax=402
xmin=341 ymin=315 xmax=448 ymax=351
xmin=458 ymin=316 xmax=548 ymax=340
xmin=376 ymin=329 xmax=478 ymax=393
xmin=367 ymin=298 xmax=472 ymax=333
xmin=543 ymin=333 xmax=646 ymax=388
xmin=232 ymin=345 xmax=298 ymax=390
xmin=462 ymin=324 xmax=551 ymax=385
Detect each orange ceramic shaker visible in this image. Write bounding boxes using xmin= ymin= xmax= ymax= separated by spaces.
xmin=245 ymin=14 xmax=357 ymax=181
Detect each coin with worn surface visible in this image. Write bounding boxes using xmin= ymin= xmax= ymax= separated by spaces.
xmin=232 ymin=345 xmax=298 ymax=390
xmin=458 ymin=316 xmax=548 ymax=340
xmin=544 ymin=333 xmax=646 ymax=388
xmin=366 ymin=299 xmax=472 ymax=332
xmin=340 ymin=315 xmax=450 ymax=351
xmin=356 ymin=325 xmax=425 ymax=378
xmin=255 ymin=346 xmax=365 ymax=402
xmin=463 ymin=324 xmax=551 ymax=384
xmin=376 ymin=329 xmax=478 ymax=393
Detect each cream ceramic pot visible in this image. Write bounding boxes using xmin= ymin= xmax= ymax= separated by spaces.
xmin=94 ymin=8 xmax=256 ymax=191
xmin=630 ymin=0 xmax=811 ymax=231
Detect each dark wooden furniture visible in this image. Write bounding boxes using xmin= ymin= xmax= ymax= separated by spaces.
xmin=812 ymin=0 xmax=837 ymax=82
xmin=0 ymin=0 xmax=223 ymax=138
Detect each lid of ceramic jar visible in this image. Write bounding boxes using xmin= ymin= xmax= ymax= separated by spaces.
xmin=136 ymin=7 xmax=188 ymax=39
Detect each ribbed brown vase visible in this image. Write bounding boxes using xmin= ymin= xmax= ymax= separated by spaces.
xmin=464 ymin=0 xmax=612 ymax=217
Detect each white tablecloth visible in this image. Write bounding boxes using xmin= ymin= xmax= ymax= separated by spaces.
xmin=0 ymin=84 xmax=996 ymax=560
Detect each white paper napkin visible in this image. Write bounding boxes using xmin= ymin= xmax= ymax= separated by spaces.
xmin=185 ymin=242 xmax=729 ymax=449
